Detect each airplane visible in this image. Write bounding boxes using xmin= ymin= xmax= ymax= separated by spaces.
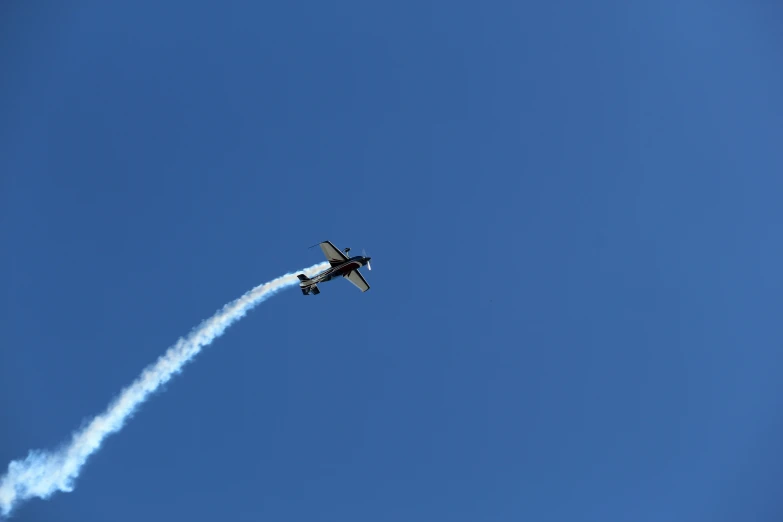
xmin=297 ymin=240 xmax=372 ymax=295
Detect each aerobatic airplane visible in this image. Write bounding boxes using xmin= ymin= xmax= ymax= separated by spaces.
xmin=297 ymin=240 xmax=371 ymax=295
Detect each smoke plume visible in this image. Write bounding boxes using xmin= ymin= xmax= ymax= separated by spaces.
xmin=0 ymin=262 xmax=329 ymax=517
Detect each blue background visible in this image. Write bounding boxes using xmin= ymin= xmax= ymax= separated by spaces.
xmin=2 ymin=1 xmax=782 ymax=520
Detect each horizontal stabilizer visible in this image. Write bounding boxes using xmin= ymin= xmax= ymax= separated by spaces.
xmin=300 ymin=281 xmax=320 ymax=295
xmin=297 ymin=274 xmax=310 ymax=282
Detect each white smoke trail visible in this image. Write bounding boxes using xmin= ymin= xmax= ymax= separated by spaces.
xmin=0 ymin=262 xmax=329 ymax=517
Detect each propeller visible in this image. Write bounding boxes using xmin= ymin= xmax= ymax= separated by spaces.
xmin=363 ymin=248 xmax=372 ymax=271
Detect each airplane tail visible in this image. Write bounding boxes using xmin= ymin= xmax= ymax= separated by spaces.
xmin=297 ymin=274 xmax=320 ymax=295
xmin=300 ymin=284 xmax=320 ymax=295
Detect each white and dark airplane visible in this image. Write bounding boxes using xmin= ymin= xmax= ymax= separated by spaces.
xmin=297 ymin=240 xmax=372 ymax=295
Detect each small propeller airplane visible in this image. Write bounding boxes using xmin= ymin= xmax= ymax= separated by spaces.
xmin=297 ymin=240 xmax=372 ymax=295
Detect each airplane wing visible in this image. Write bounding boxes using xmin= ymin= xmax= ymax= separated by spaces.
xmin=345 ymin=269 xmax=370 ymax=292
xmin=319 ymin=241 xmax=348 ymax=266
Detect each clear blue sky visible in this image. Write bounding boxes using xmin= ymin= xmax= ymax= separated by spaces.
xmin=2 ymin=1 xmax=782 ymax=521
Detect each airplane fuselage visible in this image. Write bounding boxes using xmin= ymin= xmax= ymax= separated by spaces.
xmin=304 ymin=256 xmax=369 ymax=285
xmin=298 ymin=241 xmax=371 ymax=295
